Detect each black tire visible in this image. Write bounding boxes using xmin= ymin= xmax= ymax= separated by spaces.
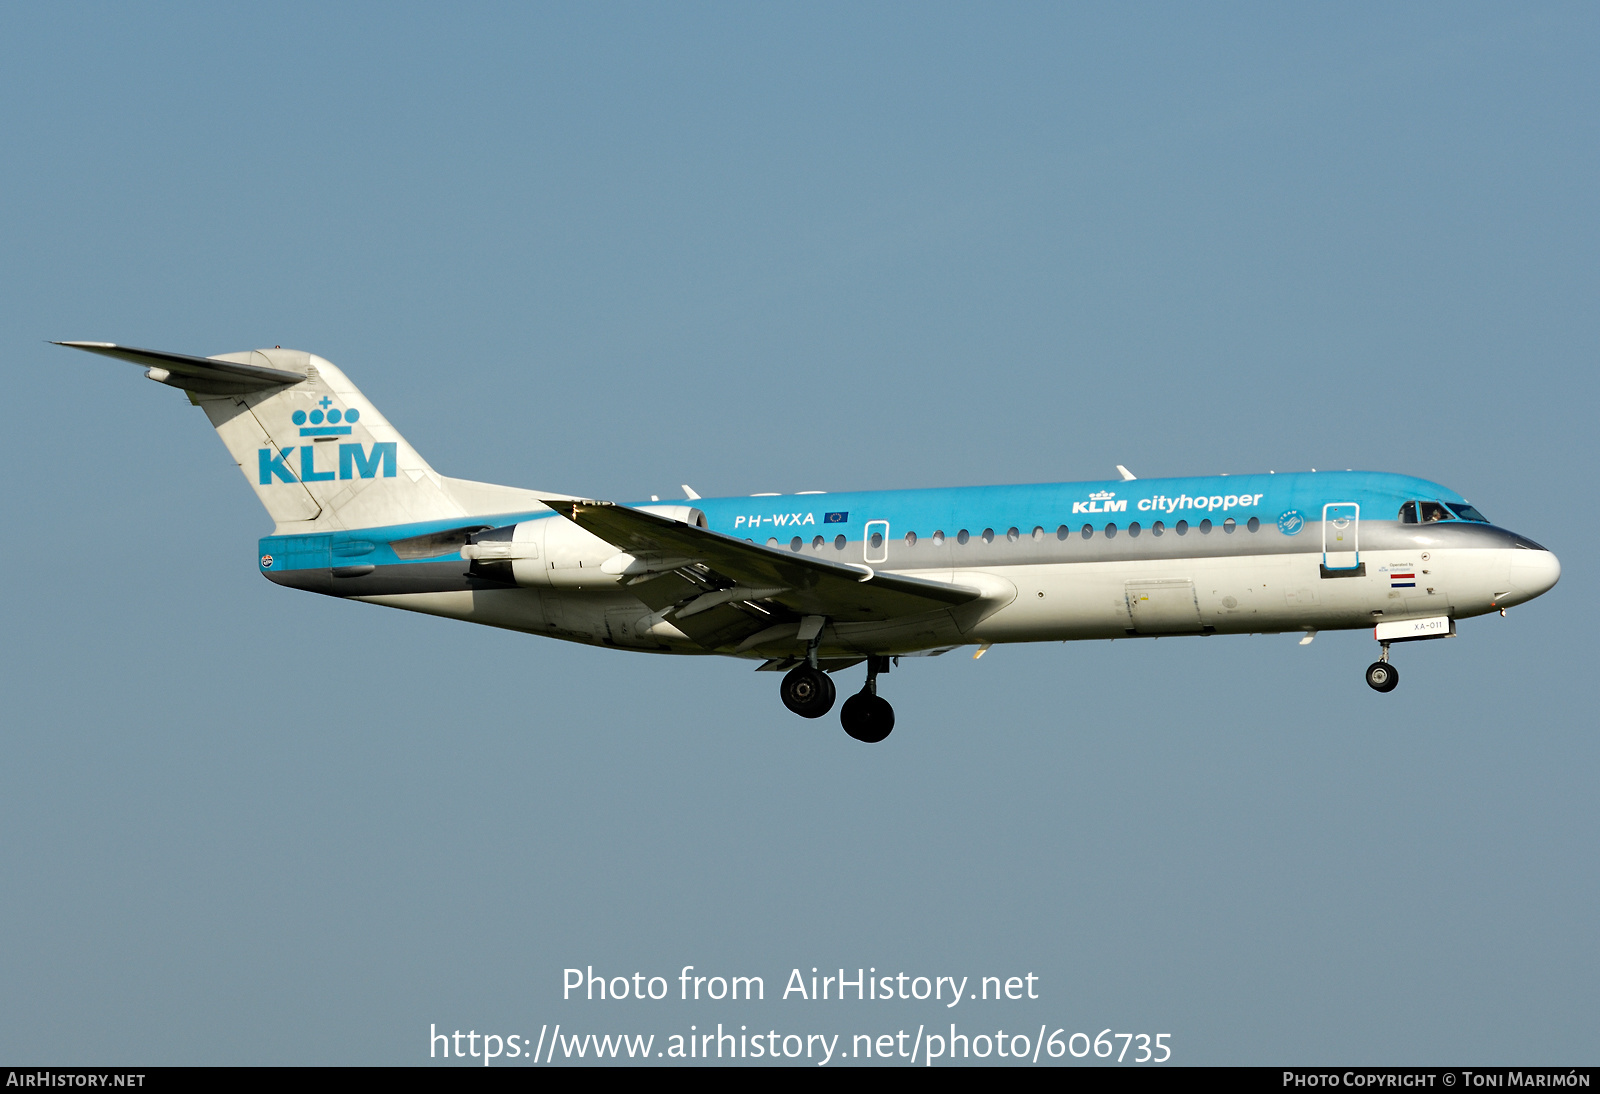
xmin=781 ymin=666 xmax=836 ymax=718
xmin=1365 ymin=661 xmax=1399 ymax=693
xmin=840 ymin=692 xmax=895 ymax=743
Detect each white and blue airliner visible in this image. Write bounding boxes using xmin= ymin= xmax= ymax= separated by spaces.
xmin=61 ymin=342 xmax=1561 ymax=742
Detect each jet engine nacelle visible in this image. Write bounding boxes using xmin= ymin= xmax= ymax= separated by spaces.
xmin=632 ymin=504 xmax=707 ymax=528
xmin=462 ymin=505 xmax=705 ymax=589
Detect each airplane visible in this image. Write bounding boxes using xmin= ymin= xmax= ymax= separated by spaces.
xmin=58 ymin=342 xmax=1561 ymax=743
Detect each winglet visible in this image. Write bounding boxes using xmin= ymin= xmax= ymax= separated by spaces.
xmin=681 ymin=484 xmax=701 ymax=500
xmin=1116 ymin=465 xmax=1137 ymax=481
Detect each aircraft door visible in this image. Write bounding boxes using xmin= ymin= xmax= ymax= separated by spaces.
xmin=1126 ymin=579 xmax=1203 ymax=634
xmin=1322 ymin=503 xmax=1360 ymax=571
xmin=864 ymin=520 xmax=889 ymax=564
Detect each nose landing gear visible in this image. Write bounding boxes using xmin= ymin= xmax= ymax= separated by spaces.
xmin=1365 ymin=642 xmax=1399 ymax=693
xmin=840 ymin=656 xmax=895 ymax=743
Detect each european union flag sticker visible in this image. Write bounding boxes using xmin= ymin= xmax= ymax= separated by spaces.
xmin=824 ymin=512 xmax=849 ymax=524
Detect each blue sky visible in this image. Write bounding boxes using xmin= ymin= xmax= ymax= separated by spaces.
xmin=1 ymin=3 xmax=1595 ymax=1064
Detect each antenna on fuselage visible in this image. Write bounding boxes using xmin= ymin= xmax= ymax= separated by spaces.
xmin=1116 ymin=465 xmax=1137 ymax=481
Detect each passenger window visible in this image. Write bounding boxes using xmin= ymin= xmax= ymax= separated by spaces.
xmin=1032 ymin=526 xmax=1044 ymax=540
xmin=1448 ymin=503 xmax=1489 ymax=523
xmin=1199 ymin=519 xmax=1212 ymax=534
xmin=1399 ymin=501 xmax=1419 ymax=524
xmin=1057 ymin=525 xmax=1070 ymax=540
xmin=1420 ymin=501 xmax=1450 ymax=523
xmin=1081 ymin=524 xmax=1094 ymax=539
xmin=1105 ymin=523 xmax=1118 ymax=539
xmin=981 ymin=528 xmax=994 ymax=544
xmin=1127 ymin=522 xmax=1141 ymax=538
xmin=813 ymin=535 xmax=825 ymax=548
xmin=1223 ymin=518 xmax=1236 ymax=533
xmin=791 ymin=536 xmax=803 ymax=551
xmin=1175 ymin=520 xmax=1188 ymax=535
xmin=1152 ymin=521 xmax=1165 ymax=536
xmin=834 ymin=534 xmax=846 ymax=550
xmin=1247 ymin=517 xmax=1260 ymax=532
xmin=904 ymin=531 xmax=917 ymax=546
xmin=768 ymin=537 xmax=780 ymax=547
xmin=1008 ymin=527 xmax=1020 ymax=542
xmin=932 ymin=530 xmax=945 ymax=545
xmin=957 ymin=529 xmax=970 ymax=545
xmin=868 ymin=531 xmax=883 ymax=549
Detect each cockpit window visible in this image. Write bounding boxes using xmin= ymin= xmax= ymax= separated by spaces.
xmin=1401 ymin=499 xmax=1490 ymax=525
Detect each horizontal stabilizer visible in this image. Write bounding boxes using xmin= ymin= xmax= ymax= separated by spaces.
xmin=54 ymin=341 xmax=305 ymax=395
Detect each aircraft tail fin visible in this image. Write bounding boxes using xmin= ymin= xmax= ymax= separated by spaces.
xmin=58 ymin=342 xmax=548 ymax=531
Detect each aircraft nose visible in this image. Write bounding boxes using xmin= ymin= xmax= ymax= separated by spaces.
xmin=1508 ymin=547 xmax=1561 ymax=603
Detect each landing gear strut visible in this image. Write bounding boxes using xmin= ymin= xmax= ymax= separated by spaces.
xmin=1365 ymin=642 xmax=1399 ymax=693
xmin=841 ymin=656 xmax=895 ymax=743
xmin=781 ymin=621 xmax=837 ymax=718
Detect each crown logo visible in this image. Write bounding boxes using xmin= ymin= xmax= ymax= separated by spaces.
xmin=1089 ymin=490 xmax=1116 ymax=501
xmin=292 ymin=396 xmax=359 ymax=436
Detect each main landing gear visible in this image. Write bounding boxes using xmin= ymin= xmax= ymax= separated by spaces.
xmin=1365 ymin=642 xmax=1400 ymax=693
xmin=779 ymin=655 xmax=895 ymax=743
xmin=780 ymin=664 xmax=835 ymax=719
xmin=840 ymin=657 xmax=895 ymax=744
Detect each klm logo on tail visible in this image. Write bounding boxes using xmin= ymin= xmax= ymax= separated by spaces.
xmin=292 ymin=396 xmax=360 ymax=436
xmin=258 ymin=397 xmax=395 ymax=485
xmin=258 ymin=443 xmax=396 ymax=484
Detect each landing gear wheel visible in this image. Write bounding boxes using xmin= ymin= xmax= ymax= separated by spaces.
xmin=781 ymin=666 xmax=836 ymax=718
xmin=1365 ymin=661 xmax=1400 ymax=693
xmin=840 ymin=692 xmax=895 ymax=743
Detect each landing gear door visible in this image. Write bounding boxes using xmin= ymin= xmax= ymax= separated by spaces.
xmin=864 ymin=520 xmax=889 ymax=564
xmin=1322 ymin=503 xmax=1360 ymax=571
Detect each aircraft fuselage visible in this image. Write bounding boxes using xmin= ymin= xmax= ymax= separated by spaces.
xmin=259 ymin=470 xmax=1559 ymax=663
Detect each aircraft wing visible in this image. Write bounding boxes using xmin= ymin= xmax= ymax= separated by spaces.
xmin=542 ymin=499 xmax=982 ymax=626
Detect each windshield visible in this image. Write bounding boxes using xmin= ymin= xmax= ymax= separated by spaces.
xmin=1400 ymin=499 xmax=1490 ymax=524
